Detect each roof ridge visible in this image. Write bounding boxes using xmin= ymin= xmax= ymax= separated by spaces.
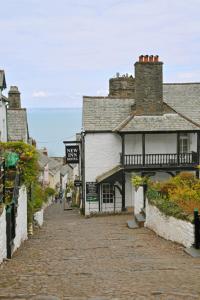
xmin=163 ymin=101 xmax=200 ymax=128
xmin=112 ymin=112 xmax=135 ymax=132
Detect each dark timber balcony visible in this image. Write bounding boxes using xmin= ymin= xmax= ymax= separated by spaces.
xmin=121 ymin=152 xmax=198 ymax=170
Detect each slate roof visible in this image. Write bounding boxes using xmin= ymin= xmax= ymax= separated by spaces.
xmin=114 ymin=113 xmax=200 ymax=132
xmin=48 ymin=157 xmax=63 ymax=175
xmin=7 ymin=109 xmax=29 ymax=142
xmin=163 ymin=83 xmax=200 ymax=125
xmin=60 ymin=164 xmax=73 ymax=177
xmin=83 ymin=83 xmax=200 ymax=132
xmin=83 ymin=97 xmax=134 ymax=131
xmin=38 ymin=151 xmax=49 ymax=169
xmin=0 ymin=70 xmax=6 ymax=90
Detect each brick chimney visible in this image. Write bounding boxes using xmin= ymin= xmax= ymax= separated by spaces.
xmin=8 ymin=86 xmax=21 ymax=109
xmin=135 ymin=55 xmax=163 ymax=115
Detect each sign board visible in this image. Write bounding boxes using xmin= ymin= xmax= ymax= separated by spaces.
xmin=86 ymin=182 xmax=98 ymax=202
xmin=74 ymin=180 xmax=82 ymax=187
xmin=65 ymin=145 xmax=79 ymax=164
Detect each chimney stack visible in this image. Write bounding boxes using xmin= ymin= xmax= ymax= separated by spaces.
xmin=8 ymin=86 xmax=21 ymax=109
xmin=134 ymin=55 xmax=163 ymax=115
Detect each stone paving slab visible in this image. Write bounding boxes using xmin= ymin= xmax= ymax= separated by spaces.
xmin=0 ymin=203 xmax=200 ymax=299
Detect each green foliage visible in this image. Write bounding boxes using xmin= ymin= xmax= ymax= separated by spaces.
xmin=131 ymin=175 xmax=149 ymax=191
xmin=31 ymin=183 xmax=45 ymax=212
xmin=147 ymin=172 xmax=200 ymax=222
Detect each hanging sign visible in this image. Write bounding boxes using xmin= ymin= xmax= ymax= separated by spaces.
xmin=65 ymin=145 xmax=80 ymax=164
xmin=86 ymin=182 xmax=98 ymax=202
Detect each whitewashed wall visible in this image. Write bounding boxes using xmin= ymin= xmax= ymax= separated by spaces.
xmin=0 ymin=207 xmax=7 ymax=263
xmin=13 ymin=186 xmax=28 ymax=252
xmin=85 ymin=133 xmax=121 ymax=215
xmin=134 ymin=186 xmax=144 ymax=215
xmin=125 ymin=133 xmax=177 ymax=155
xmin=0 ymin=100 xmax=7 ymax=142
xmin=85 ymin=133 xmax=121 ymax=181
xmin=49 ymin=171 xmax=60 ymax=190
xmin=34 ymin=208 xmax=44 ymax=227
xmin=145 ymin=199 xmax=194 ymax=248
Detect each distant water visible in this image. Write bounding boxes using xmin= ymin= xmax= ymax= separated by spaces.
xmin=27 ymin=108 xmax=82 ymax=156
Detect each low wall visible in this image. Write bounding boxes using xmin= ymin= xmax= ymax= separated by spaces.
xmin=134 ymin=186 xmax=144 ymax=215
xmin=145 ymin=199 xmax=194 ymax=248
xmin=13 ymin=186 xmax=28 ymax=252
xmin=34 ymin=208 xmax=44 ymax=227
xmin=0 ymin=207 xmax=7 ymax=263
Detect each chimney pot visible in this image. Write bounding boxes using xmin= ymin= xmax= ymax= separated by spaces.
xmin=154 ymin=55 xmax=159 ymax=62
xmin=139 ymin=55 xmax=144 ymax=62
xmin=149 ymin=55 xmax=154 ymax=62
xmin=144 ymin=55 xmax=149 ymax=63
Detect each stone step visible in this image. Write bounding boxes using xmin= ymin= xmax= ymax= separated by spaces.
xmin=135 ymin=213 xmax=146 ymax=227
xmin=127 ymin=218 xmax=139 ymax=229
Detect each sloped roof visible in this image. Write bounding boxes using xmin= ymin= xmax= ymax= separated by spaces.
xmin=163 ymin=83 xmax=200 ymax=125
xmin=38 ymin=151 xmax=49 ymax=169
xmin=7 ymin=109 xmax=29 ymax=142
xmin=0 ymin=70 xmax=6 ymax=90
xmin=60 ymin=164 xmax=73 ymax=177
xmin=83 ymin=83 xmax=200 ymax=132
xmin=83 ymin=96 xmax=134 ymax=131
xmin=48 ymin=157 xmax=63 ymax=175
xmin=114 ymin=113 xmax=200 ymax=132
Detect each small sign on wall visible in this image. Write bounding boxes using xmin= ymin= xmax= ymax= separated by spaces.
xmin=86 ymin=182 xmax=98 ymax=202
xmin=65 ymin=145 xmax=80 ymax=164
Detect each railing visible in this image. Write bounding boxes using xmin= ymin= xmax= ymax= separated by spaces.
xmin=122 ymin=152 xmax=197 ymax=167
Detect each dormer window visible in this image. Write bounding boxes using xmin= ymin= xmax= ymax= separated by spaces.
xmin=180 ymin=133 xmax=190 ymax=153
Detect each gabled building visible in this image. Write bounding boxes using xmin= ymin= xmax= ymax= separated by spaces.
xmin=0 ymin=70 xmax=8 ymax=142
xmin=82 ymin=55 xmax=200 ymax=215
xmin=7 ymin=86 xmax=29 ymax=143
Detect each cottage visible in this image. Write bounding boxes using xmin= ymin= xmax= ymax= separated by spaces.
xmin=81 ymin=55 xmax=200 ymax=215
xmin=0 ymin=70 xmax=8 ymax=142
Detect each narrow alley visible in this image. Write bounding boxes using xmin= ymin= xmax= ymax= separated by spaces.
xmin=0 ymin=204 xmax=200 ymax=300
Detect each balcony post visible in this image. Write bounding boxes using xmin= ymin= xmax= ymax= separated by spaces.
xmin=177 ymin=132 xmax=180 ymax=166
xmin=142 ymin=133 xmax=145 ymax=166
xmin=121 ymin=134 xmax=125 ymax=166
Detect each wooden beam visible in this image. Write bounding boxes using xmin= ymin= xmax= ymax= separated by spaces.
xmin=177 ymin=132 xmax=180 ymax=166
xmin=196 ymin=133 xmax=200 ymax=178
xmin=121 ymin=134 xmax=125 ymax=166
xmin=122 ymin=171 xmax=126 ymax=211
xmin=142 ymin=133 xmax=145 ymax=166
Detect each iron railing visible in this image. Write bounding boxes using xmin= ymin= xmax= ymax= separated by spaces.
xmin=121 ymin=152 xmax=197 ymax=167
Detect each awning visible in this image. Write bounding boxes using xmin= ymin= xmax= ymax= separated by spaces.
xmin=96 ymin=165 xmax=123 ymax=183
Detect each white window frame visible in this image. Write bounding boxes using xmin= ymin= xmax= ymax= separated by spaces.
xmin=102 ymin=183 xmax=114 ymax=204
xmin=180 ymin=133 xmax=190 ymax=153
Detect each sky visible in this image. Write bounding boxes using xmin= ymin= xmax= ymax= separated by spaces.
xmin=1 ymin=0 xmax=200 ymax=108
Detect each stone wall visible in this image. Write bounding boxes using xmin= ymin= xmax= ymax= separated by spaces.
xmin=0 ymin=207 xmax=7 ymax=263
xmin=13 ymin=186 xmax=28 ymax=252
xmin=135 ymin=59 xmax=163 ymax=115
xmin=109 ymin=76 xmax=135 ymax=98
xmin=145 ymin=199 xmax=194 ymax=248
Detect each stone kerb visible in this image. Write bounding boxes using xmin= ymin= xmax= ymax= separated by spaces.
xmin=13 ymin=186 xmax=28 ymax=252
xmin=0 ymin=206 xmax=7 ymax=263
xmin=145 ymin=198 xmax=194 ymax=248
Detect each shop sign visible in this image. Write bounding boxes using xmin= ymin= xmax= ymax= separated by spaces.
xmin=65 ymin=145 xmax=79 ymax=164
xmin=86 ymin=182 xmax=98 ymax=202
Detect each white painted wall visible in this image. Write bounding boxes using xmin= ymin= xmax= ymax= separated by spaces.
xmin=0 ymin=207 xmax=7 ymax=263
xmin=49 ymin=171 xmax=60 ymax=191
xmin=145 ymin=199 xmax=194 ymax=248
xmin=0 ymin=100 xmax=7 ymax=142
xmin=134 ymin=186 xmax=144 ymax=215
xmin=125 ymin=133 xmax=177 ymax=155
xmin=125 ymin=173 xmax=134 ymax=208
xmin=61 ymin=173 xmax=68 ymax=192
xmin=85 ymin=133 xmax=121 ymax=181
xmin=13 ymin=186 xmax=28 ymax=252
xmin=34 ymin=208 xmax=44 ymax=227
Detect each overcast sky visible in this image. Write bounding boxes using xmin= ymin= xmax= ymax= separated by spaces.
xmin=1 ymin=0 xmax=200 ymax=108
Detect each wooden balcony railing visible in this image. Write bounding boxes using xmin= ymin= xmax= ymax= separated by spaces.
xmin=121 ymin=152 xmax=198 ymax=167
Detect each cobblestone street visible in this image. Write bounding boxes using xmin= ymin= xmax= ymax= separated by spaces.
xmin=0 ymin=204 xmax=200 ymax=300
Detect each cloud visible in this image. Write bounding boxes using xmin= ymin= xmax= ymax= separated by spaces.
xmin=32 ymin=91 xmax=49 ymax=98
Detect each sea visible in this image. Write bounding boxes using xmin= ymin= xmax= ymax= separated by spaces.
xmin=27 ymin=108 xmax=82 ymax=157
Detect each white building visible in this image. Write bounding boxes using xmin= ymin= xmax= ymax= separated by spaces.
xmin=0 ymin=70 xmax=8 ymax=142
xmin=81 ymin=55 xmax=200 ymax=215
